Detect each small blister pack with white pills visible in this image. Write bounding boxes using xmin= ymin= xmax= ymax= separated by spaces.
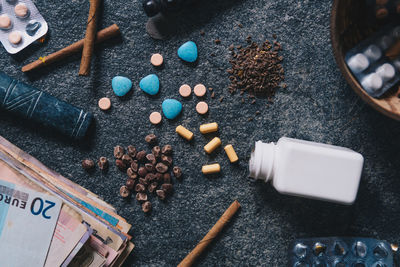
xmin=289 ymin=237 xmax=394 ymax=267
xmin=0 ymin=0 xmax=48 ymax=54
xmin=345 ymin=24 xmax=400 ymax=98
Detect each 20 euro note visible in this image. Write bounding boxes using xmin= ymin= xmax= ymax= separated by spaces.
xmin=0 ymin=179 xmax=62 ymax=267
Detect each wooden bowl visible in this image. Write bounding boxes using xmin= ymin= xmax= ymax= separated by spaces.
xmin=331 ymin=0 xmax=400 ymax=120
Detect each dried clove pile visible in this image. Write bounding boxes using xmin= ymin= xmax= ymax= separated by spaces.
xmin=116 ymin=134 xmax=182 ymax=213
xmin=227 ymin=37 xmax=285 ymax=101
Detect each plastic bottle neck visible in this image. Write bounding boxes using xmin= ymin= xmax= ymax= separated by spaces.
xmin=249 ymin=141 xmax=276 ymax=182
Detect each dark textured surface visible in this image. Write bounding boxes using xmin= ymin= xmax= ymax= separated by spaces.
xmin=1 ymin=0 xmax=400 ymax=266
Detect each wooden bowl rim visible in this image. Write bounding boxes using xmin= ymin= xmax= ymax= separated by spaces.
xmin=330 ymin=0 xmax=400 ymax=121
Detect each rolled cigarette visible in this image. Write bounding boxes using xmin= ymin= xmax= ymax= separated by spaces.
xmin=22 ymin=24 xmax=120 ymax=73
xmin=79 ymin=0 xmax=102 ymax=76
xmin=178 ymin=200 xmax=241 ymax=267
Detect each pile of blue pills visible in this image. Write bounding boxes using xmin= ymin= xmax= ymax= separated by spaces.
xmin=289 ymin=237 xmax=394 ymax=267
xmin=345 ymin=24 xmax=400 ymax=98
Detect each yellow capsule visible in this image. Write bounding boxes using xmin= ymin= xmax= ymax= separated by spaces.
xmin=176 ymin=125 xmax=194 ymax=141
xmin=204 ymin=137 xmax=221 ymax=154
xmin=224 ymin=144 xmax=239 ymax=163
xmin=199 ymin=122 xmax=218 ymax=134
xmin=202 ymin=163 xmax=221 ymax=174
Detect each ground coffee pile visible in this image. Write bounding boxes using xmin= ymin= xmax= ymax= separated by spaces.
xmin=227 ymin=38 xmax=285 ymax=100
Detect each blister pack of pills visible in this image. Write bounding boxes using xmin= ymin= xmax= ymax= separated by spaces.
xmin=345 ymin=24 xmax=400 ymax=98
xmin=0 ymin=0 xmax=48 ymax=54
xmin=289 ymin=237 xmax=394 ymax=267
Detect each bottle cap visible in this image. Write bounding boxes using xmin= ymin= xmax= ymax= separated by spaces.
xmin=249 ymin=141 xmax=275 ymax=182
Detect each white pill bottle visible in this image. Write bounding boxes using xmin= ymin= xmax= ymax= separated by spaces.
xmin=249 ymin=137 xmax=364 ymax=205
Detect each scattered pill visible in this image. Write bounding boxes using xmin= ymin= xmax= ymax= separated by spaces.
xmin=204 ymin=137 xmax=221 ymax=154
xmin=149 ymin=111 xmax=162 ymax=125
xmin=140 ymin=74 xmax=160 ymax=95
xmin=179 ymin=84 xmax=191 ymax=97
xmin=196 ymin=101 xmax=208 ymax=115
xmin=200 ymin=122 xmax=218 ymax=134
xmin=15 ymin=3 xmax=29 ymax=18
xmin=194 ymin=84 xmax=207 ymax=97
xmin=98 ymin=97 xmax=111 ymax=110
xmin=162 ymin=99 xmax=182 ymax=119
xmin=177 ymin=41 xmax=198 ymax=62
xmin=0 ymin=14 xmax=11 ymax=29
xmin=8 ymin=31 xmax=22 ymax=45
xmin=150 ymin=53 xmax=163 ymax=67
xmin=176 ymin=125 xmax=194 ymax=141
xmin=112 ymin=76 xmax=132 ymax=97
xmin=202 ymin=163 xmax=221 ymax=175
xmin=224 ymin=144 xmax=239 ymax=163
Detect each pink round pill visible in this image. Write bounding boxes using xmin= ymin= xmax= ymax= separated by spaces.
xmin=194 ymin=84 xmax=206 ymax=97
xmin=150 ymin=53 xmax=163 ymax=67
xmin=98 ymin=97 xmax=111 ymax=111
xmin=149 ymin=111 xmax=162 ymax=125
xmin=8 ymin=31 xmax=22 ymax=45
xmin=15 ymin=3 xmax=29 ymax=18
xmin=0 ymin=14 xmax=11 ymax=29
xmin=196 ymin=101 xmax=208 ymax=115
xmin=179 ymin=84 xmax=191 ymax=97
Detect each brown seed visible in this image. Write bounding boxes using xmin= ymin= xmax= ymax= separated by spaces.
xmin=116 ymin=159 xmax=127 ymax=171
xmin=130 ymin=161 xmax=138 ymax=172
xmin=135 ymin=183 xmax=146 ymax=193
xmin=155 ymin=173 xmax=163 ymax=183
xmin=145 ymin=163 xmax=155 ymax=173
xmin=119 ymin=185 xmax=130 ymax=198
xmin=161 ymin=183 xmax=173 ymax=194
xmin=148 ymin=182 xmax=158 ymax=193
xmin=82 ymin=159 xmax=95 ymax=170
xmin=219 ymin=96 xmax=224 ymax=102
xmin=161 ymin=155 xmax=173 ymax=166
xmin=127 ymin=145 xmax=137 ymax=158
xmin=156 ymin=189 xmax=166 ymax=200
xmin=161 ymin=145 xmax=172 ymax=155
xmin=126 ymin=179 xmax=135 ymax=190
xmin=172 ymin=166 xmax=182 ymax=179
xmin=156 ymin=163 xmax=168 ymax=173
xmin=136 ymin=150 xmax=147 ymax=162
xmin=200 ymin=30 xmax=205 ymax=36
xmin=142 ymin=201 xmax=152 ymax=213
xmin=98 ymin=157 xmax=109 ymax=171
xmin=127 ymin=168 xmax=138 ymax=179
xmin=255 ymin=111 xmax=261 ymax=115
xmin=152 ymin=146 xmax=161 ymax=158
xmin=122 ymin=154 xmax=133 ymax=165
xmin=163 ymin=173 xmax=171 ymax=184
xmin=238 ymin=23 xmax=243 ymax=28
xmin=211 ymin=92 xmax=215 ymax=98
xmin=145 ymin=173 xmax=156 ymax=183
xmin=139 ymin=178 xmax=148 ymax=186
xmin=138 ymin=167 xmax=148 ymax=177
xmin=145 ymin=134 xmax=157 ymax=145
xmin=114 ymin=146 xmax=124 ymax=159
xmin=136 ymin=192 xmax=148 ymax=202
xmin=215 ymin=39 xmax=221 ymax=45
xmin=146 ymin=154 xmax=156 ymax=164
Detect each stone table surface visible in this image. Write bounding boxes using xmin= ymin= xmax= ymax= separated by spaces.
xmin=2 ymin=0 xmax=400 ymax=266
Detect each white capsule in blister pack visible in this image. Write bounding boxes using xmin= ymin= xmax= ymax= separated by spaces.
xmin=347 ymin=53 xmax=369 ymax=73
xmin=364 ymin=45 xmax=382 ymax=62
xmin=376 ymin=63 xmax=395 ymax=82
xmin=0 ymin=0 xmax=48 ymax=54
xmin=361 ymin=73 xmax=383 ymax=93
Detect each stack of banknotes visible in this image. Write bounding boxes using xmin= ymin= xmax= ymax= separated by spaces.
xmin=0 ymin=135 xmax=134 ymax=267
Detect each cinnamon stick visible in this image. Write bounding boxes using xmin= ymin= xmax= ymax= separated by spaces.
xmin=79 ymin=0 xmax=101 ymax=76
xmin=22 ymin=24 xmax=120 ymax=73
xmin=178 ymin=200 xmax=241 ymax=267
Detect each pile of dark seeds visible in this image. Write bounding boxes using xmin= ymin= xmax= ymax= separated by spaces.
xmin=116 ymin=134 xmax=182 ymax=213
xmin=227 ymin=37 xmax=285 ymax=101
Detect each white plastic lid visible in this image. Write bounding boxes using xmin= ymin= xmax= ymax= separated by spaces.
xmin=249 ymin=141 xmax=276 ymax=182
xmin=347 ymin=53 xmax=369 ymax=73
